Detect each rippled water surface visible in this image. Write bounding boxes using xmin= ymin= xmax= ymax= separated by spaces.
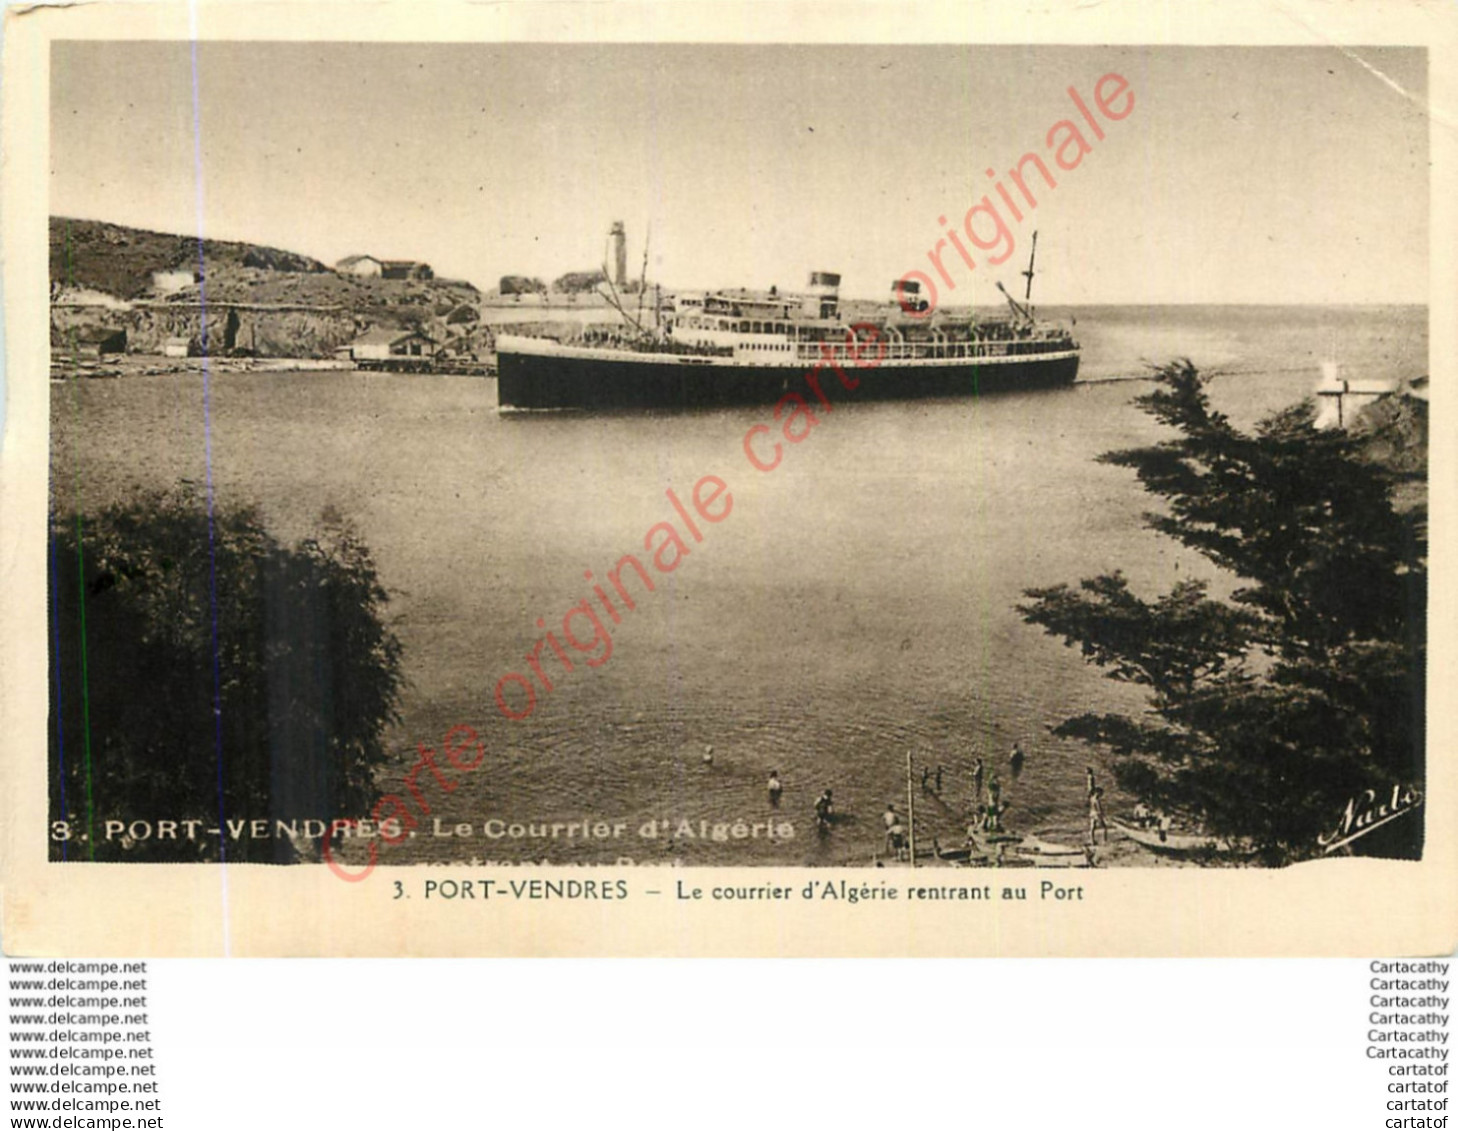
xmin=49 ymin=304 xmax=1427 ymax=864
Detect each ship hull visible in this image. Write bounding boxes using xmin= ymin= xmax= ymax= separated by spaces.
xmin=496 ymin=343 xmax=1080 ymax=410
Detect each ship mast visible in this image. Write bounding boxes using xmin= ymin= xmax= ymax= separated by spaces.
xmin=996 ymin=230 xmax=1039 ymax=328
xmin=634 ymin=224 xmax=651 ymax=331
xmin=1022 ymin=230 xmax=1039 ymax=304
xmin=597 ymin=223 xmax=653 ymax=340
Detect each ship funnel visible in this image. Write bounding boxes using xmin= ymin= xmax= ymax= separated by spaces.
xmin=808 ymin=270 xmax=841 ymax=318
xmin=892 ymin=278 xmax=928 ymax=313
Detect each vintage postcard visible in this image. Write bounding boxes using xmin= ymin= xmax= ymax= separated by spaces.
xmin=1 ymin=0 xmax=1455 ymax=956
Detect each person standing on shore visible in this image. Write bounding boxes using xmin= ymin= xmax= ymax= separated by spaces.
xmin=1085 ymin=766 xmax=1097 ymax=798
xmin=883 ymin=804 xmax=906 ymax=859
xmin=1088 ymin=786 xmax=1108 ymax=845
xmin=814 ymin=789 xmax=834 ymax=831
xmin=1009 ymin=742 xmax=1026 ymax=780
xmin=768 ymin=770 xmax=783 ymax=808
xmin=986 ymin=774 xmax=1004 ymax=833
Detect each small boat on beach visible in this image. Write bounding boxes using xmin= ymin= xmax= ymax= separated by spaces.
xmin=1111 ymin=819 xmax=1255 ymax=858
xmin=954 ymin=831 xmax=1091 ymax=868
xmin=1015 ymin=834 xmax=1096 ymax=868
xmin=929 ymin=839 xmax=975 ymax=863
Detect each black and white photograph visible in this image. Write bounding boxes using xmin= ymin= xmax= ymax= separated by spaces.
xmin=4 ymin=7 xmax=1457 ymax=1127
xmin=38 ymin=38 xmax=1432 ymax=885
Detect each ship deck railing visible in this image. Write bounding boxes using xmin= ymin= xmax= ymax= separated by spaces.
xmin=792 ymin=338 xmax=1074 ymax=364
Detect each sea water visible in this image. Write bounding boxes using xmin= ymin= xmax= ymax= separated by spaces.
xmin=48 ymin=304 xmax=1428 ymax=864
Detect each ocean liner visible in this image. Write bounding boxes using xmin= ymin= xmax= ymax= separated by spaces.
xmin=494 ymin=243 xmax=1079 ymax=411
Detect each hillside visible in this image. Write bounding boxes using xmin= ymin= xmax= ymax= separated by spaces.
xmin=50 ymin=218 xmax=486 ymax=359
xmin=51 ymin=217 xmax=328 ymax=300
xmin=1355 ymin=383 xmax=1428 ymax=515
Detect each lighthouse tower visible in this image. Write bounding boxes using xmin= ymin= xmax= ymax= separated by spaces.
xmin=610 ymin=221 xmax=628 ymax=289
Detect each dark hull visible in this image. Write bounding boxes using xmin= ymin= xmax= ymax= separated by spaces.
xmin=497 ymin=351 xmax=1080 ymax=410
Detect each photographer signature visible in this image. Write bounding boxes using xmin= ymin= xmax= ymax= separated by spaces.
xmin=1318 ymin=784 xmax=1423 ymax=854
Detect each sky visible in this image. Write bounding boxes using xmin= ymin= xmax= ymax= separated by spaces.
xmin=50 ymin=43 xmax=1429 ymax=304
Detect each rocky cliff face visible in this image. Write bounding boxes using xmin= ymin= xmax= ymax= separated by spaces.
xmin=129 ymin=306 xmax=363 ymax=356
xmin=1355 ymin=386 xmax=1427 ymax=476
xmin=51 ymin=303 xmax=365 ymax=357
xmin=1354 ymin=385 xmax=1428 ymax=515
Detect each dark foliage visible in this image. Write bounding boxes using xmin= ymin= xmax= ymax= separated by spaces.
xmin=50 ymin=217 xmax=327 ymax=301
xmin=49 ymin=489 xmax=403 ymax=863
xmin=552 ymin=270 xmax=609 ymax=294
xmin=1018 ymin=361 xmax=1426 ymax=862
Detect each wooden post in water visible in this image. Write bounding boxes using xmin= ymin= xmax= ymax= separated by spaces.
xmin=906 ymin=751 xmax=917 ymax=868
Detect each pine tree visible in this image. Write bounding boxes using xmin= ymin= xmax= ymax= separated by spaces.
xmin=1018 ymin=361 xmax=1426 ymax=862
xmin=49 ymin=488 xmax=404 ymax=863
